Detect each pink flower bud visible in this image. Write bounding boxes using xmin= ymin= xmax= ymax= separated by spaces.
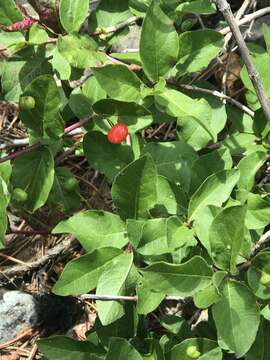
xmin=5 ymin=18 xmax=36 ymax=32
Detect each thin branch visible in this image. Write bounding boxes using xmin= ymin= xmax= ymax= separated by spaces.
xmin=91 ymin=16 xmax=139 ymax=36
xmin=80 ymin=294 xmax=186 ymax=302
xmin=0 ymin=236 xmax=78 ymax=283
xmin=220 ymin=6 xmax=270 ymax=35
xmin=238 ymin=229 xmax=270 ymax=271
xmin=251 ymin=229 xmax=270 ymax=256
xmin=216 ymin=0 xmax=270 ymax=122
xmin=0 ymin=116 xmax=94 ymax=164
xmin=179 ymin=84 xmax=255 ymax=117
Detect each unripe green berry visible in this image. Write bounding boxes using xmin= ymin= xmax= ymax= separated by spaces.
xmin=12 ymin=188 xmax=28 ymax=202
xmin=260 ymin=272 xmax=270 ymax=285
xmin=19 ymin=96 xmax=35 ymax=110
xmin=62 ymin=177 xmax=77 ymax=192
xmin=181 ymin=18 xmax=197 ymax=32
xmin=186 ymin=345 xmax=201 ymax=359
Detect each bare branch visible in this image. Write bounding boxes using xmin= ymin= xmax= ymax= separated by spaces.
xmin=180 ymin=84 xmax=255 ymax=117
xmin=215 ymin=0 xmax=270 ymax=122
xmin=80 ymin=294 xmax=186 ymax=302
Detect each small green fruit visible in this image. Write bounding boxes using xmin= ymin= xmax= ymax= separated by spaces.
xmin=62 ymin=177 xmax=77 ymax=192
xmin=186 ymin=345 xmax=201 ymax=359
xmin=19 ymin=96 xmax=36 ymax=110
xmin=12 ymin=188 xmax=28 ymax=202
xmin=260 ymin=272 xmax=270 ymax=285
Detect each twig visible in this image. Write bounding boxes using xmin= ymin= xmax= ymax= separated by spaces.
xmin=238 ymin=229 xmax=270 ymax=271
xmin=179 ymin=84 xmax=255 ymax=117
xmin=0 ymin=252 xmax=32 ymax=268
xmin=215 ymin=0 xmax=270 ymax=122
xmin=91 ymin=16 xmax=139 ymax=36
xmin=0 ymin=117 xmax=94 ymax=164
xmin=220 ymin=6 xmax=270 ymax=35
xmin=251 ymin=229 xmax=270 ymax=256
xmin=0 ymin=236 xmax=78 ymax=282
xmin=0 ymin=143 xmax=41 ymax=164
xmin=27 ymin=343 xmax=38 ymax=360
xmin=0 ymin=128 xmax=84 ymax=151
xmin=0 ymin=138 xmax=29 ymax=150
xmin=80 ymin=294 xmax=185 ymax=302
xmin=0 ymin=328 xmax=34 ymax=350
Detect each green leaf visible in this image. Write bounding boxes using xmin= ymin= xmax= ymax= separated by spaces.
xmin=0 ymin=161 xmax=12 ymax=186
xmin=2 ymin=58 xmax=52 ymax=102
xmin=20 ymin=75 xmax=64 ymax=141
xmin=28 ymin=24 xmax=49 ymax=45
xmin=155 ymin=89 xmax=214 ymax=141
xmin=53 ymin=210 xmax=128 ymax=252
xmin=237 ymin=151 xmax=267 ymax=191
xmin=142 ymin=140 xmax=198 ymax=192
xmin=177 ymin=86 xmax=227 ymax=151
xmin=190 ymin=148 xmax=232 ymax=195
xmin=83 ymin=131 xmax=134 ymax=180
xmin=209 ymin=205 xmax=246 ymax=274
xmin=135 ymin=217 xmax=192 ymax=255
xmin=240 ymin=44 xmax=270 ymax=110
xmin=60 ymin=0 xmax=89 ymax=33
xmin=263 ymin=24 xmax=270 ymax=56
xmin=194 ymin=272 xmax=226 ymax=309
xmin=0 ymin=177 xmax=9 ymax=249
xmin=188 ymin=169 xmax=240 ymax=221
xmin=93 ymin=99 xmax=150 ymax=117
xmin=38 ymin=336 xmax=94 ymax=360
xmin=212 ymin=280 xmax=260 ymax=358
xmin=246 ymin=193 xmax=270 ymax=230
xmin=194 ymin=205 xmax=221 ymax=254
xmin=153 ymin=176 xmax=187 ymax=216
xmin=0 ymin=0 xmax=23 ymax=26
xmin=246 ymin=319 xmax=270 ymax=360
xmin=112 ymin=154 xmax=158 ymax=219
xmin=82 ymin=76 xmax=107 ymax=104
xmin=177 ymin=0 xmax=216 ymax=15
xmin=136 ymin=281 xmax=165 ymax=315
xmin=58 ymin=34 xmax=104 ymax=69
xmin=142 ymin=256 xmax=213 ymax=296
xmin=0 ymin=31 xmax=25 ymax=55
xmin=96 ymin=252 xmax=133 ymax=325
xmin=139 ymin=0 xmax=179 ymax=82
xmin=11 ymin=147 xmax=54 ymax=212
xmin=176 ymin=30 xmax=223 ymax=75
xmin=141 ymin=339 xmax=165 ymax=360
xmin=93 ymin=302 xmax=138 ymax=347
xmin=51 ymin=48 xmax=71 ymax=80
xmin=89 ymin=0 xmax=132 ymax=31
xmin=93 ymin=64 xmax=143 ymax=102
xmin=68 ymin=89 xmax=93 ymax=119
xmin=52 ymin=247 xmax=124 ymax=295
xmin=106 ymin=338 xmax=143 ymax=360
xmin=49 ymin=167 xmax=80 ymax=214
xmin=167 ymin=338 xmax=222 ymax=360
xmin=247 ymin=250 xmax=270 ymax=299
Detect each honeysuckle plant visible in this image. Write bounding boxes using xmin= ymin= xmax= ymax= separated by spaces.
xmin=1 ymin=0 xmax=270 ymax=359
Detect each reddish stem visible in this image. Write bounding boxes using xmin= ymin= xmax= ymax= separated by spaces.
xmin=0 ymin=116 xmax=94 ymax=164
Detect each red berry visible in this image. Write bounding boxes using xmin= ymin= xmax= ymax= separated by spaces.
xmin=107 ymin=123 xmax=129 ymax=144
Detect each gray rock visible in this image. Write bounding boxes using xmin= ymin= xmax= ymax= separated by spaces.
xmin=0 ymin=291 xmax=38 ymax=343
xmin=111 ymin=24 xmax=141 ymax=53
xmin=246 ymin=15 xmax=270 ymax=44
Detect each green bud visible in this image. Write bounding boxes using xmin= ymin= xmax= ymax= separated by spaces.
xmin=181 ymin=18 xmax=197 ymax=32
xmin=19 ymin=96 xmax=36 ymax=110
xmin=62 ymin=177 xmax=77 ymax=192
xmin=260 ymin=271 xmax=270 ymax=285
xmin=12 ymin=188 xmax=28 ymax=202
xmin=186 ymin=345 xmax=201 ymax=359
